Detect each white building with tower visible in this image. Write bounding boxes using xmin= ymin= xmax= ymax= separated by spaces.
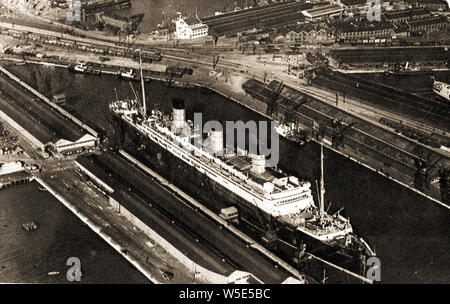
xmin=175 ymin=16 xmax=209 ymax=40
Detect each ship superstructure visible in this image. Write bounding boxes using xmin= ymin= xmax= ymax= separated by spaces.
xmin=109 ymin=51 xmax=375 ymax=272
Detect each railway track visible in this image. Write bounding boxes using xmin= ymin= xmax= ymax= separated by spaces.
xmin=87 ymin=152 xmax=291 ymax=283
xmin=330 ymin=47 xmax=449 ymax=64
xmin=312 ymin=71 xmax=450 ymax=132
xmin=246 ymin=79 xmax=450 ymax=179
xmin=0 ymin=72 xmax=84 ymax=141
xmin=203 ymin=0 xmax=309 ymax=24
xmin=203 ymin=0 xmax=311 ymax=34
xmin=300 ymin=85 xmax=450 ymax=142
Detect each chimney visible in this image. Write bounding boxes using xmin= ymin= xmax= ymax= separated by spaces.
xmin=209 ymin=129 xmax=224 ymax=155
xmin=172 ymin=98 xmax=186 ymax=129
xmin=250 ymin=154 xmax=266 ymax=174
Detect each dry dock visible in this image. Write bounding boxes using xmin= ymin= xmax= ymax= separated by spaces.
xmin=76 ymin=151 xmax=304 ymax=284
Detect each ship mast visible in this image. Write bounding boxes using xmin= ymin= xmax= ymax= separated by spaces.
xmin=139 ymin=49 xmax=147 ymax=117
xmin=320 ymin=144 xmax=325 ymax=221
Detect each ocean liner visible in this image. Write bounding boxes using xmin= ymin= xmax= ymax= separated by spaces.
xmin=109 ymin=52 xmax=375 ymax=273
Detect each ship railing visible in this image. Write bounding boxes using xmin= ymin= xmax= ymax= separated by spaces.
xmin=143 ymin=121 xmax=284 ymax=202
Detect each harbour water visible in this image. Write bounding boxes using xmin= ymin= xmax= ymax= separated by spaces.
xmin=0 ymin=180 xmax=149 ymax=283
xmin=117 ymin=0 xmax=247 ymax=32
xmin=6 ymin=63 xmax=450 ymax=283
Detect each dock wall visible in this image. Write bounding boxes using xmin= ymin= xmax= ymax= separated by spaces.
xmin=117 ymin=149 xmax=306 ymax=283
xmin=75 ymin=161 xmax=115 ymax=194
xmin=35 ymin=177 xmax=161 ymax=284
xmin=73 ymin=159 xmax=238 ymax=283
xmin=0 ymin=66 xmax=98 ymax=139
xmin=107 ymin=196 xmax=231 ymax=284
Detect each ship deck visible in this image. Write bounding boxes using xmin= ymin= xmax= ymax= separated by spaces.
xmin=77 ymin=152 xmax=293 ymax=283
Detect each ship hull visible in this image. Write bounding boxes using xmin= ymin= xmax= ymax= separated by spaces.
xmin=112 ymin=112 xmax=366 ymax=274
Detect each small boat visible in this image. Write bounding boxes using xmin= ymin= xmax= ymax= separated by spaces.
xmin=118 ymin=68 xmax=135 ymax=79
xmin=23 ymin=221 xmax=38 ymax=231
xmin=48 ymin=271 xmax=60 ymax=276
xmin=38 ymin=186 xmax=47 ymax=191
xmin=68 ymin=63 xmax=101 ymax=76
xmin=275 ymin=121 xmax=310 ymax=145
xmin=74 ymin=62 xmax=88 ymax=73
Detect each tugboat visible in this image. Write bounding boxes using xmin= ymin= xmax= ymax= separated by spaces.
xmin=118 ymin=68 xmax=136 ymax=80
xmin=22 ymin=221 xmax=38 ymax=231
xmin=275 ymin=121 xmax=310 ymax=145
xmin=109 ymin=50 xmax=376 ymax=275
xmin=68 ymin=62 xmax=101 ymax=76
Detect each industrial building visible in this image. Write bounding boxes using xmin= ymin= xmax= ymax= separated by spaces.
xmin=175 ymin=16 xmax=209 ymax=40
xmin=332 ymin=20 xmax=394 ymax=43
xmin=384 ymin=7 xmax=431 ymax=24
xmin=284 ymin=23 xmax=333 ymax=44
xmin=52 ymin=134 xmax=97 ymax=155
xmin=202 ymin=0 xmax=312 ymax=35
xmin=407 ymin=15 xmax=448 ymax=33
xmin=338 ymin=0 xmax=370 ymax=15
xmin=0 ymin=70 xmax=98 ymax=158
xmin=301 ymin=4 xmax=343 ymax=21
xmin=404 ymin=0 xmax=449 ymax=11
xmin=0 ymin=161 xmax=24 ymax=176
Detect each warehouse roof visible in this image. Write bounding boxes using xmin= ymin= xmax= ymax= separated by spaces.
xmin=340 ymin=0 xmax=367 ymax=7
xmin=385 ymin=8 xmax=430 ymax=20
xmin=333 ymin=20 xmax=392 ymax=33
xmin=302 ymin=4 xmax=343 ymax=18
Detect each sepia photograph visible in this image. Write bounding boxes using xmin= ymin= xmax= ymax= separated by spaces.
xmin=0 ymin=0 xmax=449 ymax=294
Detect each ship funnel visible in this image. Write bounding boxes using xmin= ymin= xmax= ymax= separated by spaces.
xmin=172 ymin=98 xmax=186 ymax=129
xmin=250 ymin=154 xmax=266 ymax=175
xmin=209 ymin=129 xmax=224 ymax=155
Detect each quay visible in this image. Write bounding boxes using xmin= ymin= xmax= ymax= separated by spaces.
xmin=2 ymin=44 xmax=448 ymax=207
xmin=75 ymin=152 xmax=306 ymax=284
xmin=34 ymin=177 xmax=163 ymax=283
xmin=242 ymin=78 xmax=450 ymax=207
xmin=0 ymin=65 xmax=98 ymax=139
xmin=118 ymin=150 xmax=373 ymax=284
xmin=0 ymin=172 xmax=33 ymax=189
xmin=0 ymin=69 xmax=97 ymax=157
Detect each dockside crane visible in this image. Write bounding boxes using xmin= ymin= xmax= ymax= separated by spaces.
xmin=331 ymin=119 xmax=356 ymax=149
xmin=172 ymin=38 xmax=180 ymax=47
xmin=266 ymin=81 xmax=284 ymax=117
xmin=284 ymin=95 xmax=307 ymax=124
xmin=438 ymin=169 xmax=449 ymax=204
xmin=414 ymin=154 xmax=443 ymax=191
xmin=212 ymin=54 xmax=220 ymax=70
